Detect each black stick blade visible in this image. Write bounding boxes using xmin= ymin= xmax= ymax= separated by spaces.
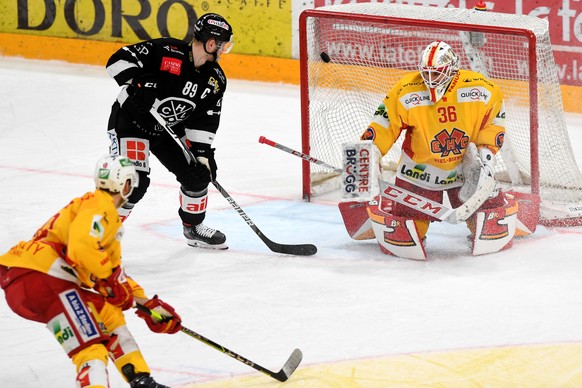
xmin=276 ymin=243 xmax=317 ymax=256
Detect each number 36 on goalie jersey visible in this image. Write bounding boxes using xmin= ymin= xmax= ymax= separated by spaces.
xmin=361 ymin=69 xmax=505 ymax=191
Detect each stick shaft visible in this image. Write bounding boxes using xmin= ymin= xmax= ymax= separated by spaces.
xmin=259 ymin=136 xmax=342 ymax=173
xmin=135 ymin=303 xmax=301 ymax=382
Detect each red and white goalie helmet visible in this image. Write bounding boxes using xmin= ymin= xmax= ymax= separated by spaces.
xmin=94 ymin=154 xmax=139 ymax=201
xmin=418 ymin=41 xmax=460 ymax=102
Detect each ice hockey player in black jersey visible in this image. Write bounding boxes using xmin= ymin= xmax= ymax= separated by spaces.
xmin=105 ymin=13 xmax=234 ymax=249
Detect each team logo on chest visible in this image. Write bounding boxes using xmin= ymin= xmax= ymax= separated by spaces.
xmin=430 ymin=128 xmax=469 ymax=157
xmin=157 ymin=97 xmax=196 ymax=126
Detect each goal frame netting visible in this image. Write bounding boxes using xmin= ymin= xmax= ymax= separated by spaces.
xmin=299 ymin=4 xmax=582 ymax=227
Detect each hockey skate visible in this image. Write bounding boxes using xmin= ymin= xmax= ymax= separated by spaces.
xmin=183 ymin=223 xmax=228 ymax=249
xmin=123 ymin=365 xmax=169 ymax=388
xmin=129 ymin=373 xmax=169 ymax=388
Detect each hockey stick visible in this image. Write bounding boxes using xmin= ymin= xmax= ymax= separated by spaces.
xmin=258 ymin=136 xmax=495 ymax=223
xmin=135 ymin=303 xmax=303 ymax=382
xmin=259 ymin=136 xmax=342 ymax=173
xmin=149 ymin=109 xmax=317 ymax=256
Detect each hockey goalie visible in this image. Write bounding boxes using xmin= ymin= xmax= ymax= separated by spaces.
xmin=338 ymin=41 xmax=539 ymax=260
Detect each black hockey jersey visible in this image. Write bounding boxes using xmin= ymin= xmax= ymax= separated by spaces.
xmin=106 ymin=37 xmax=226 ymax=150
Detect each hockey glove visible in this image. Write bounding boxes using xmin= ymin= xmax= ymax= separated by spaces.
xmin=94 ymin=266 xmax=134 ymax=310
xmin=123 ymin=75 xmax=160 ymax=133
xmin=125 ymin=74 xmax=158 ymax=115
xmin=135 ymin=295 xmax=182 ymax=334
xmin=190 ymin=147 xmax=217 ymax=183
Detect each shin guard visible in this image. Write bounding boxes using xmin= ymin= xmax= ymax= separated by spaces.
xmin=76 ymin=359 xmax=109 ymax=388
xmin=106 ymin=325 xmax=150 ymax=382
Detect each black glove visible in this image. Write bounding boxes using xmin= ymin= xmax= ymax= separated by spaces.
xmin=190 ymin=147 xmax=217 ymax=183
xmin=126 ymin=75 xmax=157 ymax=114
xmin=123 ymin=75 xmax=159 ymax=132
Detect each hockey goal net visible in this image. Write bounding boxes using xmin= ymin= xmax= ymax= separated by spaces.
xmin=299 ymin=3 xmax=582 ymax=226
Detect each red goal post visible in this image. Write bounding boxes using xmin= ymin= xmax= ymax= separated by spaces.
xmin=299 ymin=3 xmax=582 ymax=227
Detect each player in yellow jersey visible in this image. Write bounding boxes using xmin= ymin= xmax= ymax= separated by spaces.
xmin=357 ymin=41 xmax=519 ymax=259
xmin=0 ymin=155 xmax=181 ymax=388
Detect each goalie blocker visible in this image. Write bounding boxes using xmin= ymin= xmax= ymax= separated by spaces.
xmin=337 ymin=141 xmax=539 ymax=259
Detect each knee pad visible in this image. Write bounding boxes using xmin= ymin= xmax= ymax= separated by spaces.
xmin=467 ymin=192 xmax=518 ymax=255
xmin=178 ymin=170 xmax=209 ymax=193
xmin=367 ymin=203 xmax=428 ymax=261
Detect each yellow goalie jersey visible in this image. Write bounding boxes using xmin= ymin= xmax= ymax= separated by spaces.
xmin=0 ymin=189 xmax=145 ymax=298
xmin=361 ymin=69 xmax=505 ymax=191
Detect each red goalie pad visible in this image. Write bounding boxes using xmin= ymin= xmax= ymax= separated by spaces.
xmin=338 ymin=200 xmax=375 ymax=240
xmin=367 ymin=204 xmax=427 ymax=261
xmin=506 ymin=191 xmax=540 ymax=236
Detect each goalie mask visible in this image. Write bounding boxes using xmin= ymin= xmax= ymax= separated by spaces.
xmin=418 ymin=41 xmax=460 ymax=103
xmin=94 ymin=155 xmax=139 ymax=203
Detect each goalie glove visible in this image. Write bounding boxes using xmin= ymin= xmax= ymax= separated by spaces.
xmin=94 ymin=266 xmax=134 ymax=310
xmin=135 ymin=295 xmax=182 ymax=334
xmin=459 ymin=143 xmax=497 ymax=203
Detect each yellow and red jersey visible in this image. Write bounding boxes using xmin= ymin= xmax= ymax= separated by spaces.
xmin=361 ymin=69 xmax=505 ymax=191
xmin=0 ymin=189 xmax=145 ymax=298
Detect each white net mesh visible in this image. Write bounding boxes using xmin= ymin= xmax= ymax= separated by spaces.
xmin=301 ymin=3 xmax=582 ymax=224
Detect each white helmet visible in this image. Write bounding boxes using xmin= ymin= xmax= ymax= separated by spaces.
xmin=94 ymin=154 xmax=139 ymax=201
xmin=418 ymin=41 xmax=460 ymax=102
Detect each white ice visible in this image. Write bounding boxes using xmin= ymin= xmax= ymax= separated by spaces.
xmin=1 ymin=57 xmax=582 ymax=387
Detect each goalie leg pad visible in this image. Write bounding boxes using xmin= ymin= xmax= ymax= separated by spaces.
xmin=507 ymin=191 xmax=540 ymax=236
xmin=367 ymin=204 xmax=428 ymax=261
xmin=338 ymin=199 xmax=376 ymax=240
xmin=468 ymin=192 xmax=518 ymax=255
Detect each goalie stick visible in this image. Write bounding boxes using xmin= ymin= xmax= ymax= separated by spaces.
xmin=135 ymin=303 xmax=303 ymax=382
xmin=149 ymin=108 xmax=317 ymax=256
xmin=258 ymin=136 xmax=495 ymax=223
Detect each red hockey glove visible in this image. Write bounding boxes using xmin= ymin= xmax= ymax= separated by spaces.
xmin=94 ymin=266 xmax=134 ymax=310
xmin=135 ymin=295 xmax=182 ymax=334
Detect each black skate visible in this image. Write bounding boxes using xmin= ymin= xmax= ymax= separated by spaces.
xmin=129 ymin=373 xmax=169 ymax=388
xmin=122 ymin=364 xmax=169 ymax=388
xmin=183 ymin=223 xmax=228 ymax=249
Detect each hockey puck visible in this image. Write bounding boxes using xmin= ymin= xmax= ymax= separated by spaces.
xmin=320 ymin=52 xmax=331 ymax=63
